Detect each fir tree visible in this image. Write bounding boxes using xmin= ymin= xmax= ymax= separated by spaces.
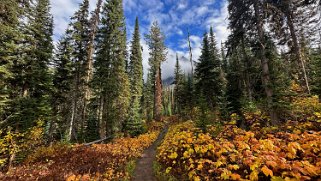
xmin=52 ymin=29 xmax=74 ymax=141
xmin=209 ymin=27 xmax=224 ymax=108
xmin=8 ymin=0 xmax=54 ymax=131
xmin=225 ymin=48 xmax=244 ymax=125
xmin=126 ymin=17 xmax=144 ymax=136
xmin=195 ymin=32 xmax=222 ymax=110
xmin=142 ymin=70 xmax=154 ymax=121
xmin=95 ymin=0 xmax=130 ymax=137
xmin=228 ymin=0 xmax=279 ymax=125
xmin=0 ymin=0 xmax=22 ymax=119
xmin=67 ymin=0 xmax=90 ymax=141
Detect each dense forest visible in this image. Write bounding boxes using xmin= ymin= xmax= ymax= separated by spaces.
xmin=1 ymin=0 xmax=321 ymax=180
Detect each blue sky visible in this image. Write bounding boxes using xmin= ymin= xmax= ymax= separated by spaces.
xmin=50 ymin=0 xmax=230 ymax=79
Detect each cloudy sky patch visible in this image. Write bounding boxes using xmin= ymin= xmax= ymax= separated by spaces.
xmin=50 ymin=0 xmax=230 ymax=80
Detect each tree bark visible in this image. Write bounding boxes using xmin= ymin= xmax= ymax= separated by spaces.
xmin=82 ymin=0 xmax=103 ymax=134
xmin=253 ymin=1 xmax=279 ymax=125
xmin=154 ymin=67 xmax=162 ymax=121
xmin=98 ymin=95 xmax=105 ymax=139
xmin=285 ymin=8 xmax=311 ymax=94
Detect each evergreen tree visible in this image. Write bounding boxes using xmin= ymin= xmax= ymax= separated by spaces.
xmin=174 ymin=54 xmax=184 ymax=114
xmin=225 ymin=48 xmax=244 ymax=125
xmin=228 ymin=0 xmax=279 ymax=125
xmin=162 ymin=87 xmax=173 ymax=117
xmin=267 ymin=0 xmax=312 ymax=94
xmin=145 ymin=21 xmax=167 ymax=121
xmin=126 ymin=17 xmax=144 ymax=136
xmin=94 ymin=0 xmax=130 ymax=137
xmin=0 ymin=0 xmax=22 ymax=119
xmin=195 ymin=32 xmax=222 ymax=110
xmin=209 ymin=27 xmax=224 ymax=108
xmin=142 ymin=70 xmax=154 ymax=121
xmin=181 ymin=74 xmax=195 ymax=117
xmin=7 ymin=0 xmax=54 ymax=131
xmin=52 ymin=29 xmax=74 ymax=141
xmin=83 ymin=0 xmax=103 ymax=141
xmin=67 ymin=0 xmax=90 ymax=141
xmin=310 ymin=47 xmax=321 ymax=101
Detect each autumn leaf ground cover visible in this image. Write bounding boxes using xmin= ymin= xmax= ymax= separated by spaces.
xmin=157 ymin=96 xmax=321 ymax=181
xmin=0 ymin=120 xmax=165 ymax=181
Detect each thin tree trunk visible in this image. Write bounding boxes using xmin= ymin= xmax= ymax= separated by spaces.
xmin=68 ymin=77 xmax=78 ymax=142
xmin=286 ymin=11 xmax=311 ymax=94
xmin=154 ymin=67 xmax=162 ymax=121
xmin=48 ymin=105 xmax=58 ymax=143
xmin=7 ymin=149 xmax=15 ymax=172
xmin=254 ymin=1 xmax=278 ymax=125
xmin=98 ymin=95 xmax=105 ymax=139
xmin=68 ymin=97 xmax=76 ymax=142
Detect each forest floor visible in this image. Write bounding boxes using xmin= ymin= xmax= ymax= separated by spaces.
xmin=0 ymin=120 xmax=167 ymax=181
xmin=132 ymin=125 xmax=169 ymax=181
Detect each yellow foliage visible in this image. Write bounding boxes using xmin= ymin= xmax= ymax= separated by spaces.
xmin=156 ymin=121 xmax=321 ymax=181
xmin=261 ymin=165 xmax=273 ymax=177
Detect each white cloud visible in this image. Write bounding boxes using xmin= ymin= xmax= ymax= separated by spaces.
xmin=205 ymin=0 xmax=230 ymax=48
xmin=51 ymin=0 xmax=98 ymax=41
xmin=50 ymin=0 xmax=230 ymax=80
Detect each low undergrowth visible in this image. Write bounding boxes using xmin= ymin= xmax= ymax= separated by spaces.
xmin=156 ymin=96 xmax=321 ymax=181
xmin=0 ymin=120 xmax=165 ymax=181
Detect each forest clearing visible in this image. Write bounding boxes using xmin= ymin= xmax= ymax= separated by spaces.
xmin=1 ymin=0 xmax=321 ymax=180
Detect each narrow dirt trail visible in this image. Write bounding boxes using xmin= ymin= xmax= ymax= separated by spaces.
xmin=132 ymin=125 xmax=169 ymax=181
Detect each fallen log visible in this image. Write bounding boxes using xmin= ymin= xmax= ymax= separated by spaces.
xmin=84 ymin=136 xmax=112 ymax=146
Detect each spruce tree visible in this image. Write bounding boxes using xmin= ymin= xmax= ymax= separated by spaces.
xmin=52 ymin=29 xmax=74 ymax=141
xmin=142 ymin=70 xmax=154 ymax=121
xmin=145 ymin=21 xmax=167 ymax=121
xmin=67 ymin=0 xmax=90 ymax=141
xmin=225 ymin=48 xmax=244 ymax=124
xmin=95 ymin=0 xmax=130 ymax=137
xmin=209 ymin=27 xmax=224 ymax=108
xmin=8 ymin=0 xmax=54 ymax=131
xmin=126 ymin=17 xmax=144 ymax=136
xmin=228 ymin=0 xmax=279 ymax=125
xmin=0 ymin=0 xmax=21 ymax=119
xmin=195 ymin=32 xmax=222 ymax=110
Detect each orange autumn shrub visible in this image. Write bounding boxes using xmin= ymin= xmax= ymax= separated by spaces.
xmin=157 ymin=122 xmax=321 ymax=181
xmin=1 ymin=131 xmax=159 ymax=181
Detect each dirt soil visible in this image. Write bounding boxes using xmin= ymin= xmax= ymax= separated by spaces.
xmin=132 ymin=126 xmax=169 ymax=181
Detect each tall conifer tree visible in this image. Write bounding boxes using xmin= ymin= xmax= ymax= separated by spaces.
xmin=67 ymin=0 xmax=90 ymax=141
xmin=195 ymin=32 xmax=221 ymax=110
xmin=95 ymin=0 xmax=130 ymax=136
xmin=9 ymin=0 xmax=54 ymax=131
xmin=126 ymin=17 xmax=144 ymax=136
xmin=174 ymin=54 xmax=184 ymax=114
